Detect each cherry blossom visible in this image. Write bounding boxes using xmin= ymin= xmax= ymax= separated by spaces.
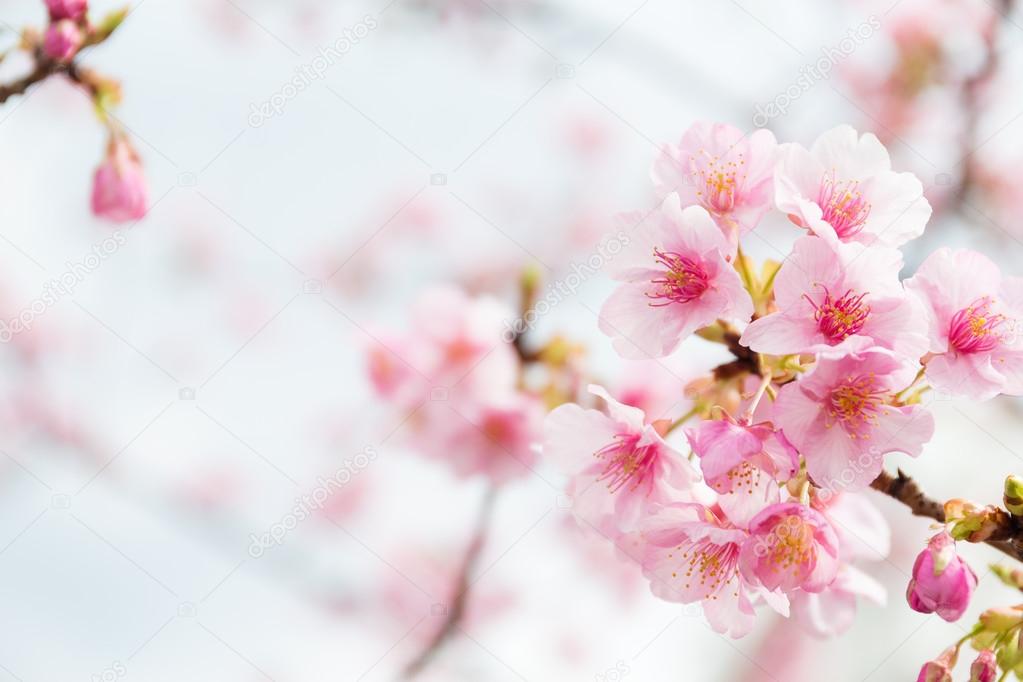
xmin=684 ymin=414 xmax=798 ymax=525
xmin=637 ymin=502 xmax=784 ymax=638
xmin=775 ymin=124 xmax=932 ymax=248
xmin=543 ymin=384 xmax=699 ymax=536
xmin=773 ymin=349 xmax=934 ymax=490
xmin=598 ymin=197 xmax=752 ymax=359
xmin=652 ymin=122 xmax=778 ymax=239
xmin=905 ymin=247 xmax=1023 ymax=400
xmin=740 ymin=236 xmax=927 ymax=359
xmin=739 ymin=502 xmax=840 ymax=594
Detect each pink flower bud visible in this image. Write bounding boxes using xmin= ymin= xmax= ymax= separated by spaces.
xmin=917 ymin=647 xmax=956 ymax=682
xmin=91 ymin=138 xmax=148 ymax=223
xmin=44 ymin=0 xmax=87 ymax=21
xmin=43 ymin=20 xmax=82 ymax=62
xmin=906 ymin=531 xmax=977 ymax=622
xmin=970 ymin=650 xmax=998 ymax=682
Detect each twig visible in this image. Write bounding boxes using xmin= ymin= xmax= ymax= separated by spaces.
xmin=403 ymin=484 xmax=500 ymax=678
xmin=0 ymin=14 xmax=126 ymax=105
xmin=953 ymin=0 xmax=1016 ymax=207
xmin=870 ymin=468 xmax=1023 ymax=562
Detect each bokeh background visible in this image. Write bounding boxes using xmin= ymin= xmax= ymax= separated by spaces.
xmin=0 ymin=0 xmax=1022 ymax=680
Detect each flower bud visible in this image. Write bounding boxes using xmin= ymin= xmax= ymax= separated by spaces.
xmin=44 ymin=0 xmax=87 ymax=21
xmin=42 ymin=20 xmax=82 ymax=62
xmin=970 ymin=650 xmax=998 ymax=682
xmin=917 ymin=647 xmax=957 ymax=682
xmin=991 ymin=563 xmax=1023 ymax=590
xmin=979 ymin=606 xmax=1023 ymax=633
xmin=906 ymin=531 xmax=977 ymax=622
xmin=1005 ymin=475 xmax=1023 ymax=516
xmin=91 ymin=137 xmax=148 ymax=223
xmin=945 ymin=499 xmax=1010 ymax=542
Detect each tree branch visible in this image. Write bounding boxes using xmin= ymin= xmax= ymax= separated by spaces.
xmin=403 ymin=484 xmax=499 ymax=678
xmin=870 ymin=469 xmax=1023 ymax=562
xmin=0 ymin=12 xmax=126 ymax=105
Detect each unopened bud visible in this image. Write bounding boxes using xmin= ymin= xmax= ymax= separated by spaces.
xmin=979 ymin=606 xmax=1023 ymax=633
xmin=42 ymin=19 xmax=82 ymax=62
xmin=945 ymin=499 xmax=1010 ymax=542
xmin=991 ymin=563 xmax=1023 ymax=591
xmin=969 ymin=649 xmax=997 ymax=682
xmin=1005 ymin=475 xmax=1023 ymax=516
xmin=44 ymin=0 xmax=87 ymax=21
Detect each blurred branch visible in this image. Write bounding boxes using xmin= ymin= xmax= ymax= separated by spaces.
xmin=403 ymin=484 xmax=499 ymax=679
xmin=0 ymin=10 xmax=126 ymax=105
xmin=951 ymin=0 xmax=1016 ymax=208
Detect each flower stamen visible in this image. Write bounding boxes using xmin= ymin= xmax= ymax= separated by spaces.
xmin=594 ymin=433 xmax=657 ymax=493
xmin=948 ymin=296 xmax=1007 ymax=354
xmin=804 ymin=285 xmax=871 ymax=343
xmin=648 ymin=248 xmax=710 ymax=306
xmin=817 ymin=172 xmax=871 ymax=239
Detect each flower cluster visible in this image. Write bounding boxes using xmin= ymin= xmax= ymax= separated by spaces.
xmin=543 ymin=121 xmax=1023 ymax=643
xmin=367 ymin=286 xmax=544 ymax=482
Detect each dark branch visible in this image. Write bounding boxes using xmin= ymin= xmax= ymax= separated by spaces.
xmin=870 ymin=469 xmax=1023 ymax=563
xmin=403 ymin=485 xmax=499 ymax=678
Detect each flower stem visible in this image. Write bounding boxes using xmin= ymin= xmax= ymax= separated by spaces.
xmin=403 ymin=483 xmax=500 ymax=678
xmin=743 ymin=370 xmax=773 ymax=421
xmin=664 ymin=407 xmax=699 ymax=435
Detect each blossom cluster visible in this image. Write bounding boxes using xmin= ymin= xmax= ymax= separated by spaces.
xmin=543 ymin=121 xmax=1023 ymax=642
xmin=367 ymin=287 xmax=544 ymax=482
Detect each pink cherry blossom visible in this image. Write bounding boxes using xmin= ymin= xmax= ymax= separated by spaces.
xmin=436 ymin=393 xmax=544 ymax=482
xmin=774 ymin=349 xmax=934 ymax=491
xmin=684 ymin=414 xmax=798 ymax=526
xmin=91 ymin=137 xmax=149 ymax=223
xmin=739 ymin=502 xmax=840 ymax=593
xmin=905 ymin=247 xmax=1023 ymax=400
xmin=543 ymin=384 xmax=699 ymax=535
xmin=790 ymin=563 xmax=885 ymax=638
xmin=44 ymin=0 xmax=87 ymax=21
xmin=366 ymin=287 xmax=519 ymax=407
xmin=789 ymin=491 xmax=890 ymax=636
xmin=599 ymin=198 xmax=753 ymax=359
xmin=775 ymin=125 xmax=932 ymax=248
xmin=43 ymin=20 xmax=82 ymax=62
xmin=409 ymin=286 xmax=519 ymax=397
xmin=652 ymin=122 xmax=778 ymax=239
xmin=365 ymin=287 xmax=534 ymax=482
xmin=740 ymin=236 xmax=927 ymax=359
xmin=906 ymin=530 xmax=977 ymax=622
xmin=637 ymin=502 xmax=781 ymax=638
xmin=366 ymin=331 xmax=428 ymax=410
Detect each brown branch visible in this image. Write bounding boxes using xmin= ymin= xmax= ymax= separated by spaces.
xmin=870 ymin=468 xmax=1023 ymax=562
xmin=0 ymin=11 xmax=126 ymax=105
xmin=403 ymin=484 xmax=499 ymax=678
xmin=0 ymin=53 xmax=61 ymax=104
